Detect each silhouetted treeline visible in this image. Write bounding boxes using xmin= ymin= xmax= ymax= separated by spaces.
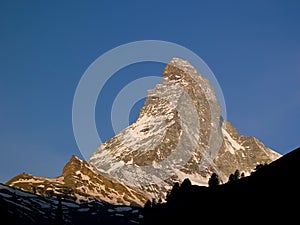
xmin=142 ymin=147 xmax=300 ymax=225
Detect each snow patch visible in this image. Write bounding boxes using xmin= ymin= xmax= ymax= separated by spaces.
xmin=75 ymin=171 xmax=90 ymax=181
xmin=0 ymin=192 xmax=12 ymax=198
xmin=114 ymin=206 xmax=132 ymax=212
xmin=222 ymin=128 xmax=245 ymax=153
xmin=62 ymin=201 xmax=79 ymax=208
xmin=176 ymin=170 xmax=208 ymax=186
xmin=78 ymin=208 xmax=89 ymax=212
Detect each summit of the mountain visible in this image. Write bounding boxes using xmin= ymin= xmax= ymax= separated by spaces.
xmin=7 ymin=57 xmax=281 ymax=206
xmin=89 ymin=57 xmax=281 ymax=200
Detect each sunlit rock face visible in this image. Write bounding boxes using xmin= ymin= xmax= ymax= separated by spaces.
xmin=89 ymin=57 xmax=281 ymax=200
xmin=6 ymin=155 xmax=148 ymax=206
xmin=7 ymin=58 xmax=281 ymax=206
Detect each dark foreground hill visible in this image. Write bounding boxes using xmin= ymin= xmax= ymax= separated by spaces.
xmin=0 ymin=147 xmax=298 ymax=225
xmin=0 ymin=183 xmax=143 ymax=225
xmin=142 ymin=147 xmax=300 ymax=225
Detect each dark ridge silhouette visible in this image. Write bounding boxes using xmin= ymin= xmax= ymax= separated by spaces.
xmin=0 ymin=183 xmax=142 ymax=225
xmin=142 ymin=147 xmax=300 ymax=225
xmin=1 ymin=147 xmax=298 ymax=224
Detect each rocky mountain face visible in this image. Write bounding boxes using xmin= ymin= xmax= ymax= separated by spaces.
xmin=89 ymin=57 xmax=281 ymax=199
xmin=7 ymin=57 xmax=281 ymax=206
xmin=6 ymin=156 xmax=148 ymax=206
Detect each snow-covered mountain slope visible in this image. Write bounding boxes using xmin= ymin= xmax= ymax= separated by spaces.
xmin=6 ymin=155 xmax=148 ymax=206
xmin=7 ymin=57 xmax=281 ymax=206
xmin=89 ymin=57 xmax=281 ymax=199
xmin=0 ymin=183 xmax=143 ymax=225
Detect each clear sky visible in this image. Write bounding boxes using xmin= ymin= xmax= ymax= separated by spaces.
xmin=1 ymin=1 xmax=299 ymax=183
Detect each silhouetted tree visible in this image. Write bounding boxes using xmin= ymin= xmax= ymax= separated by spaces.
xmin=143 ymin=199 xmax=154 ymax=225
xmin=151 ymin=198 xmax=157 ymax=208
xmin=241 ymin=172 xmax=245 ymax=178
xmin=55 ymin=195 xmax=64 ymax=225
xmin=166 ymin=182 xmax=180 ymax=203
xmin=181 ymin=178 xmax=192 ymax=191
xmin=251 ymin=163 xmax=268 ymax=175
xmin=228 ymin=169 xmax=241 ymax=183
xmin=208 ymin=172 xmax=220 ymax=187
xmin=144 ymin=199 xmax=152 ymax=209
xmin=234 ymin=169 xmax=240 ymax=179
xmin=228 ymin=174 xmax=235 ymax=183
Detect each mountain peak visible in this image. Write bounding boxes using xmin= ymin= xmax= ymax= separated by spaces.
xmin=70 ymin=154 xmax=81 ymax=161
xmin=89 ymin=57 xmax=280 ymax=200
xmin=6 ymin=57 xmax=281 ymax=207
xmin=162 ymin=57 xmax=209 ymax=87
xmin=62 ymin=155 xmax=86 ymax=176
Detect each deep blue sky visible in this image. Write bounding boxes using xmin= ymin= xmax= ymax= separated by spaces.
xmin=1 ymin=1 xmax=299 ymax=183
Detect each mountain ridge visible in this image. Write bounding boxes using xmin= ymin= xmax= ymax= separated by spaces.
xmin=6 ymin=57 xmax=281 ymax=206
xmin=89 ymin=57 xmax=281 ymax=199
xmin=6 ymin=155 xmax=148 ymax=207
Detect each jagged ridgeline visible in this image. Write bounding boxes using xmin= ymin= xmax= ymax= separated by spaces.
xmin=7 ymin=58 xmax=281 ymax=206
